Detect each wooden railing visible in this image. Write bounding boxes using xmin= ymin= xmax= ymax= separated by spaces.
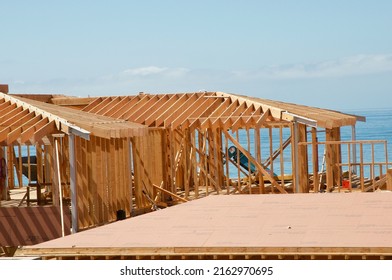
xmin=299 ymin=140 xmax=391 ymax=192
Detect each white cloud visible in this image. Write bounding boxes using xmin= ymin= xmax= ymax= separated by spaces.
xmin=233 ymin=54 xmax=392 ymax=80
xmin=121 ymin=66 xmax=190 ymax=78
xmin=122 ymin=66 xmax=167 ymax=76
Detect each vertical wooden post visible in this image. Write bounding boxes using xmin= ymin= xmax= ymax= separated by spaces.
xmin=325 ymin=128 xmax=341 ymax=191
xmin=7 ymin=146 xmax=14 ymax=191
xmin=224 ymin=132 xmax=230 ymax=194
xmin=348 ymin=143 xmax=352 ymax=191
xmin=50 ymin=138 xmax=60 ymax=206
xmin=247 ymin=129 xmax=251 ymax=192
xmin=297 ymin=124 xmax=309 ymax=193
xmin=386 ymin=169 xmax=392 ymax=191
xmin=216 ymin=128 xmax=224 ymax=190
xmin=27 ymin=145 xmax=31 ymax=185
xmin=0 ymin=147 xmax=5 ymax=200
xmin=291 ymin=124 xmax=298 ymax=193
xmin=279 ymin=126 xmax=285 ymax=190
xmin=192 ymin=130 xmax=199 ymax=198
xmin=269 ymin=127 xmax=274 ymax=178
xmin=36 ymin=144 xmax=43 ymax=205
xmin=311 ymin=128 xmax=319 ymax=192
xmin=255 ymin=128 xmax=264 ymax=194
xmin=53 ymin=135 xmax=65 ymax=237
xmin=184 ymin=129 xmax=190 ymax=198
xmin=371 ymin=143 xmax=375 ymax=191
xmin=236 ymin=130 xmax=241 ymax=193
xmin=69 ymin=133 xmax=78 ymax=233
xmin=360 ymin=143 xmax=365 ymax=191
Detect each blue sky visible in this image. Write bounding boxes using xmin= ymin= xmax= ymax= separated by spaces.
xmin=1 ymin=0 xmax=392 ymax=110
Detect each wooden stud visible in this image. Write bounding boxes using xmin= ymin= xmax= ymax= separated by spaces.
xmin=311 ymin=128 xmax=319 ymax=192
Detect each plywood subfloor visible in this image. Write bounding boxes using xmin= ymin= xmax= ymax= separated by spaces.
xmin=16 ymin=192 xmax=392 ymax=258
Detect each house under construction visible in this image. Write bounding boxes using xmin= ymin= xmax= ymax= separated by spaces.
xmin=0 ymin=84 xmax=391 ymax=258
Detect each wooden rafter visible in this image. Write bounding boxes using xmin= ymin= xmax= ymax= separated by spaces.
xmin=169 ymin=95 xmax=213 ymax=129
xmin=163 ymin=93 xmax=204 ymax=127
xmin=121 ymin=94 xmax=152 ymax=120
xmin=151 ymin=94 xmax=188 ymax=127
xmin=81 ymin=97 xmax=104 ymax=112
xmin=95 ymin=96 xmax=123 ymax=115
xmin=184 ymin=97 xmax=225 ymax=130
xmin=126 ymin=95 xmax=160 ymax=122
xmin=1 ymin=110 xmax=31 ymax=127
xmin=200 ymin=98 xmax=233 ymax=128
xmin=134 ymin=95 xmax=171 ymax=124
xmin=33 ymin=120 xmax=58 ymax=143
xmin=103 ymin=96 xmax=133 ymax=117
xmin=109 ymin=96 xmax=141 ymax=118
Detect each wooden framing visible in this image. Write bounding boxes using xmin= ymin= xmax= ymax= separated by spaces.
xmin=3 ymin=90 xmax=388 ymax=245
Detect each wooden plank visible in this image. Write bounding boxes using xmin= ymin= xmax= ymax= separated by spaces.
xmin=0 ymin=103 xmax=18 ymax=117
xmin=325 ymin=129 xmax=334 ymax=191
xmin=170 ymin=96 xmax=212 ymax=129
xmin=162 ymin=94 xmax=201 ymax=127
xmin=35 ymin=144 xmax=43 ymax=204
xmin=185 ymin=98 xmax=225 ymax=129
xmin=7 ymin=118 xmax=50 ymax=144
xmin=152 ymin=184 xmax=188 ymax=202
xmin=32 ymin=121 xmax=59 ymax=144
xmin=297 ymin=124 xmax=309 ymax=193
xmin=1 ymin=109 xmax=31 ymax=126
xmin=279 ymin=126 xmax=285 ymax=189
xmin=81 ymin=97 xmax=104 ymax=112
xmin=124 ymin=137 xmax=131 ymax=216
xmin=311 ymin=128 xmax=319 ymax=192
xmin=103 ymin=96 xmax=135 ymax=118
xmin=219 ymin=101 xmax=247 ymax=128
xmin=125 ymin=95 xmax=160 ymax=122
xmin=132 ymin=95 xmax=168 ymax=124
xmin=386 ymin=169 xmax=392 ymax=191
xmin=51 ymin=137 xmax=60 ymax=206
xmin=51 ymin=97 xmax=97 ymax=107
xmin=347 ymin=143 xmax=352 ymax=190
xmin=269 ymin=127 xmax=274 ymax=187
xmin=81 ymin=138 xmax=89 ymax=228
xmin=89 ymin=136 xmax=98 ymax=225
xmin=118 ymin=138 xmax=126 ymax=216
xmin=216 ymin=92 xmax=283 ymax=120
xmin=230 ymin=105 xmax=257 ymax=131
xmin=0 ymin=100 xmax=11 ymax=111
xmin=360 ymin=143 xmax=364 ymax=191
xmin=207 ymin=99 xmax=239 ymax=128
xmin=0 ymin=115 xmax=40 ymax=144
xmin=120 ymin=95 xmax=152 ymax=120
xmin=95 ymin=96 xmax=123 ymax=115
xmin=19 ymin=116 xmax=47 ymax=144
xmin=255 ymin=128 xmax=264 ymax=194
xmin=0 ymin=84 xmax=9 ymax=93
xmin=371 ymin=143 xmax=375 ymax=191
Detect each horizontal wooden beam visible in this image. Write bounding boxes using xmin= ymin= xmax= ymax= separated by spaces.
xmin=152 ymin=184 xmax=188 ymax=202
